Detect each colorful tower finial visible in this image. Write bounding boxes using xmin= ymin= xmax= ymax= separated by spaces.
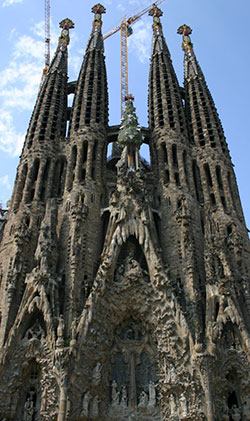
xmin=177 ymin=24 xmax=193 ymax=52
xmin=149 ymin=3 xmax=163 ymax=34
xmin=91 ymin=3 xmax=106 ymax=29
xmin=118 ymin=95 xmax=142 ymax=170
xmin=58 ymin=19 xmax=75 ymax=49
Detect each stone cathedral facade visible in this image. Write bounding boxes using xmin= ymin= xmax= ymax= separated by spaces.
xmin=0 ymin=3 xmax=249 ymax=420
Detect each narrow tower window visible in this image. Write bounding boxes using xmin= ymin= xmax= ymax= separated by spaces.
xmin=204 ymin=163 xmax=213 ymax=187
xmin=28 ymin=159 xmax=40 ymax=202
xmin=172 ymin=144 xmax=178 ymax=168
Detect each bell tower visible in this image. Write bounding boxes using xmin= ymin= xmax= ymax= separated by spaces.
xmin=0 ymin=4 xmax=249 ymax=421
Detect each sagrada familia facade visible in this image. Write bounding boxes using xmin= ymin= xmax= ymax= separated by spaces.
xmin=0 ymin=3 xmax=249 ymax=420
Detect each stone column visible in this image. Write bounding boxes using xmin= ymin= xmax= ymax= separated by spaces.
xmin=58 ymin=385 xmax=68 ymax=421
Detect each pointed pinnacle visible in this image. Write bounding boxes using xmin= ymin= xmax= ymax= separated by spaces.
xmin=58 ymin=19 xmax=74 ymax=48
xmin=149 ymin=3 xmax=163 ymax=34
xmin=177 ymin=24 xmax=193 ymax=52
xmin=148 ymin=3 xmax=163 ymax=18
xmin=91 ymin=4 xmax=106 ymax=29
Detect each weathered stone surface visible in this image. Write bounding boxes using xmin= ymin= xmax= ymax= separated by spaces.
xmin=0 ymin=4 xmax=249 ymax=421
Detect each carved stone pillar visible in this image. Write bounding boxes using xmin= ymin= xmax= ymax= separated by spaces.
xmin=57 ymin=384 xmax=68 ymax=421
xmin=197 ymin=355 xmax=215 ymax=421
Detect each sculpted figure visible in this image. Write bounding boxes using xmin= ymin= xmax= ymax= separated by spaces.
xmin=179 ymin=393 xmax=188 ymax=418
xmin=23 ymin=396 xmax=34 ymax=421
xmin=111 ymin=380 xmax=120 ymax=407
xmin=169 ymin=393 xmax=177 ymax=416
xmin=230 ymin=405 xmax=241 ymax=421
xmin=57 ymin=315 xmax=65 ymax=339
xmin=92 ymin=362 xmax=102 ymax=386
xmin=164 ymin=362 xmax=177 ymax=384
xmin=243 ymin=397 xmax=250 ymax=418
xmin=91 ymin=395 xmax=100 ymax=418
xmin=120 ymin=386 xmax=127 ymax=408
xmin=81 ymin=391 xmax=92 ymax=416
xmin=148 ymin=381 xmax=156 ymax=408
xmin=138 ymin=390 xmax=148 ymax=408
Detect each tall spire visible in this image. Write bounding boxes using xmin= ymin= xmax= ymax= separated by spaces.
xmin=177 ymin=24 xmax=198 ymax=78
xmin=70 ymin=4 xmax=108 ymax=133
xmin=148 ymin=4 xmax=187 ymax=136
xmin=23 ymin=19 xmax=74 ymax=153
xmin=178 ymin=25 xmax=245 ymax=220
xmin=178 ymin=24 xmax=227 ymax=152
xmin=11 ymin=20 xmax=73 ymax=211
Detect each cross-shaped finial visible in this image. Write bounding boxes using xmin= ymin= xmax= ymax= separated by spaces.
xmin=91 ymin=4 xmax=106 ymax=29
xmin=177 ymin=24 xmax=193 ymax=51
xmin=149 ymin=3 xmax=163 ymax=34
xmin=58 ymin=18 xmax=75 ymax=49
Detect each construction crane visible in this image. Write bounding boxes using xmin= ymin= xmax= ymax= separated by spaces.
xmin=40 ymin=0 xmax=50 ymax=88
xmin=103 ymin=0 xmax=166 ymax=117
xmin=44 ymin=0 xmax=51 ymax=74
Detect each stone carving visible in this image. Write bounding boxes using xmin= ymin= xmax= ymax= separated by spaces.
xmin=164 ymin=361 xmax=177 ymax=385
xmin=243 ymin=397 xmax=250 ymax=418
xmin=148 ymin=381 xmax=156 ymax=408
xmin=91 ymin=395 xmax=100 ymax=418
xmin=138 ymin=390 xmax=148 ymax=408
xmin=120 ymin=386 xmax=127 ymax=408
xmin=34 ymin=199 xmax=58 ymax=274
xmin=169 ymin=393 xmax=177 ymax=417
xmin=25 ymin=319 xmax=44 ymax=341
xmin=230 ymin=405 xmax=241 ymax=421
xmin=179 ymin=392 xmax=188 ymax=418
xmin=23 ymin=392 xmax=35 ymax=421
xmin=56 ymin=315 xmax=65 ymax=347
xmin=81 ymin=391 xmax=92 ymax=417
xmin=92 ymin=362 xmax=102 ymax=386
xmin=111 ymin=380 xmax=120 ymax=407
xmin=0 ymin=6 xmax=249 ymax=421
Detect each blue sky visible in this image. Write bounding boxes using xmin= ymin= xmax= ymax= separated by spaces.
xmin=0 ymin=0 xmax=250 ymax=230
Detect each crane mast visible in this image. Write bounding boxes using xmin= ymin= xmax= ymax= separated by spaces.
xmin=120 ymin=17 xmax=129 ymax=119
xmin=103 ymin=0 xmax=166 ymax=117
xmin=44 ymin=0 xmax=51 ymax=74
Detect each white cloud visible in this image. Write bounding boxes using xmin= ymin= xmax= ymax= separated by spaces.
xmin=128 ymin=19 xmax=152 ymax=63
xmin=0 ymin=19 xmax=63 ymax=157
xmin=0 ymin=109 xmax=25 ymax=156
xmin=0 ymin=175 xmax=11 ymax=191
xmin=2 ymin=0 xmax=23 ymax=6
xmin=0 ymin=19 xmax=82 ymax=158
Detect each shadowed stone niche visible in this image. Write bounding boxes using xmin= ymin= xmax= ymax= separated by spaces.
xmin=16 ymin=360 xmax=42 ymax=420
xmin=108 ymin=319 xmax=161 ymax=420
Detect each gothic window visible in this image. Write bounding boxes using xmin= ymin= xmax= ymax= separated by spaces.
xmin=16 ymin=360 xmax=42 ymax=421
xmin=172 ymin=144 xmax=178 ymax=168
xmin=53 ymin=158 xmax=66 ymax=198
xmin=28 ymin=159 xmax=40 ymax=203
xmin=204 ymin=163 xmax=213 ymax=187
xmin=92 ymin=141 xmax=97 ymax=180
xmin=40 ymin=159 xmax=50 ymax=201
xmin=183 ymin=150 xmax=189 ymax=187
xmin=79 ymin=141 xmax=88 ymax=181
xmin=161 ymin=142 xmax=168 ymax=164
xmin=109 ymin=319 xmax=159 ymax=414
xmin=216 ymin=166 xmax=227 ymax=209
xmin=192 ymin=161 xmax=203 ymax=204
xmin=67 ymin=145 xmax=77 ymax=190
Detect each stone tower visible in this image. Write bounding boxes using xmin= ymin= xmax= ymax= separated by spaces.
xmin=0 ymin=4 xmax=249 ymax=421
